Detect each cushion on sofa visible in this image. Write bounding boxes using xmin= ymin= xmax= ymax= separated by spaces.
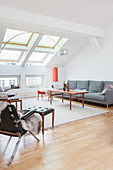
xmin=104 ymin=81 xmax=113 ymax=89
xmin=77 ymin=80 xmax=89 ymax=90
xmin=68 ymin=80 xmax=77 ymax=89
xmin=85 ymin=92 xmax=105 ymax=101
xmin=89 ymin=80 xmax=104 ymax=92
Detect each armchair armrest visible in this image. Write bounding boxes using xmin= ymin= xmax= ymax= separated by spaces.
xmin=21 ymin=109 xmax=36 ymax=120
xmin=105 ymin=89 xmax=113 ymax=105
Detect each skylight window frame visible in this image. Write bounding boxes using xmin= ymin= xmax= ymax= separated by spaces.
xmin=28 ymin=52 xmax=49 ymax=64
xmin=37 ymin=37 xmax=62 ymax=49
xmin=0 ymin=50 xmax=24 ymax=63
xmin=2 ymin=33 xmax=34 ymax=47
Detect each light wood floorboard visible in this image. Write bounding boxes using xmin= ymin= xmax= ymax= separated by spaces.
xmin=0 ymin=98 xmax=113 ymax=170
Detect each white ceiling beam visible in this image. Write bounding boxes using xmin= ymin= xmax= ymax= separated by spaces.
xmin=0 ymin=25 xmax=6 ymax=50
xmin=0 ymin=5 xmax=104 ymax=38
xmin=20 ymin=34 xmax=43 ymax=66
xmin=89 ymin=37 xmax=102 ymax=52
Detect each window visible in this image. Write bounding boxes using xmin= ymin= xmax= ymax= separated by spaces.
xmin=0 ymin=76 xmax=20 ymax=88
xmin=26 ymin=76 xmax=43 ymax=87
xmin=3 ymin=29 xmax=32 ymax=46
xmin=38 ymin=35 xmax=61 ymax=48
xmin=1 ymin=28 xmax=68 ymax=65
xmin=0 ymin=50 xmax=22 ymax=62
xmin=28 ymin=52 xmax=48 ymax=63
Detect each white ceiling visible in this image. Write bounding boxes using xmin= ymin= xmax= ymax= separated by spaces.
xmin=0 ymin=0 xmax=113 ymax=66
xmin=0 ymin=0 xmax=113 ymax=28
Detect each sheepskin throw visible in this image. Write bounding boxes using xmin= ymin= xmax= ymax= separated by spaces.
xmin=18 ymin=111 xmax=42 ymax=135
xmin=0 ymin=103 xmax=42 ymax=135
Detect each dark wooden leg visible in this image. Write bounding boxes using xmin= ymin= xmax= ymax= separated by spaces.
xmin=20 ymin=100 xmax=22 ymax=110
xmin=52 ymin=109 xmax=55 ymax=128
xmin=62 ymin=93 xmax=63 ymax=103
xmin=16 ymin=102 xmax=17 ymax=110
xmin=42 ymin=114 xmax=44 ymax=135
xmin=82 ymin=94 xmax=84 ymax=107
xmin=9 ymin=99 xmax=11 ymax=105
xmin=69 ymin=94 xmax=72 ymax=110
xmin=50 ymin=91 xmax=52 ymax=104
xmin=37 ymin=93 xmax=39 ymax=100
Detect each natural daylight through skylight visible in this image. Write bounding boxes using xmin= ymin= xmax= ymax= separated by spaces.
xmin=3 ymin=29 xmax=32 ymax=45
xmin=37 ymin=35 xmax=61 ymax=48
xmin=28 ymin=52 xmax=48 ymax=63
xmin=0 ymin=50 xmax=22 ymax=62
xmin=0 ymin=28 xmax=68 ymax=65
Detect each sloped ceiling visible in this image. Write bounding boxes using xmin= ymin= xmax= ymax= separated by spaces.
xmin=0 ymin=0 xmax=113 ymax=66
xmin=0 ymin=0 xmax=113 ymax=28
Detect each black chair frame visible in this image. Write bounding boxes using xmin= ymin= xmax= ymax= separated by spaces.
xmin=0 ymin=104 xmax=39 ymax=166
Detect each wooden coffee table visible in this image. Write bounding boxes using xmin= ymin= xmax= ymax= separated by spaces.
xmin=47 ymin=88 xmax=88 ymax=110
xmin=0 ymin=97 xmax=22 ymax=110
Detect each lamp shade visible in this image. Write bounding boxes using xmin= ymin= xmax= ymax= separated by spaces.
xmin=53 ymin=67 xmax=58 ymax=82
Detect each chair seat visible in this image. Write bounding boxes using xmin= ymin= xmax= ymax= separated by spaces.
xmin=37 ymin=90 xmax=46 ymax=94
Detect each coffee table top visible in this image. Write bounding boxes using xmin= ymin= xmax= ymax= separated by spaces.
xmin=47 ymin=88 xmax=88 ymax=95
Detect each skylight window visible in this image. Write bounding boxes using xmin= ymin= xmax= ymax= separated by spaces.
xmin=1 ymin=28 xmax=68 ymax=65
xmin=0 ymin=50 xmax=22 ymax=62
xmin=3 ymin=29 xmax=32 ymax=46
xmin=28 ymin=52 xmax=48 ymax=63
xmin=37 ymin=35 xmax=61 ymax=48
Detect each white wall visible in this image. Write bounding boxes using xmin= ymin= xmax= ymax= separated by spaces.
xmin=64 ymin=21 xmax=113 ymax=81
xmin=0 ymin=65 xmax=64 ymax=96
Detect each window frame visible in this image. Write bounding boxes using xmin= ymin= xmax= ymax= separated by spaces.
xmin=0 ymin=75 xmax=20 ymax=89
xmin=25 ymin=75 xmax=44 ymax=88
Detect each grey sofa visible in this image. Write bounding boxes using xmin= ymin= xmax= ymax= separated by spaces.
xmin=64 ymin=80 xmax=113 ymax=107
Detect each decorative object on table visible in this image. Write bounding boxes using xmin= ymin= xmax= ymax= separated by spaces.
xmin=67 ymin=81 xmax=69 ymax=91
xmin=63 ymin=80 xmax=66 ymax=91
xmin=51 ymin=85 xmax=54 ymax=88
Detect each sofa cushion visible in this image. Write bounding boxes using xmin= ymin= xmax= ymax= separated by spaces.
xmin=77 ymin=80 xmax=89 ymax=90
xmin=68 ymin=80 xmax=77 ymax=90
xmin=104 ymin=81 xmax=113 ymax=89
xmin=85 ymin=92 xmax=105 ymax=101
xmin=89 ymin=80 xmax=104 ymax=92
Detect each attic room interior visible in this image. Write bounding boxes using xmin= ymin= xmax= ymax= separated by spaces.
xmin=1 ymin=0 xmax=113 ymax=169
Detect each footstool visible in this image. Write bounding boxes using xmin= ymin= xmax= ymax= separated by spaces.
xmin=27 ymin=106 xmax=55 ymax=135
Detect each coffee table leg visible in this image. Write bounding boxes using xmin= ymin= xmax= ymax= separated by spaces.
xmin=69 ymin=94 xmax=72 ymax=110
xmin=52 ymin=109 xmax=55 ymax=128
xmin=50 ymin=91 xmax=52 ymax=104
xmin=82 ymin=94 xmax=84 ymax=107
xmin=62 ymin=93 xmax=63 ymax=103
xmin=20 ymin=100 xmax=22 ymax=110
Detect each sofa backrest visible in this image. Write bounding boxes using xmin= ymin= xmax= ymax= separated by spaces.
xmin=77 ymin=80 xmax=89 ymax=90
xmin=68 ymin=80 xmax=77 ymax=89
xmin=89 ymin=80 xmax=104 ymax=92
xmin=104 ymin=81 xmax=113 ymax=89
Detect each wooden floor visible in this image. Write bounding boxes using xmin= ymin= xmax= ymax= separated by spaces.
xmin=1 ymin=99 xmax=113 ymax=170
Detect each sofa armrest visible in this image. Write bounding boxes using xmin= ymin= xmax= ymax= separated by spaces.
xmin=105 ymin=89 xmax=113 ymax=105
